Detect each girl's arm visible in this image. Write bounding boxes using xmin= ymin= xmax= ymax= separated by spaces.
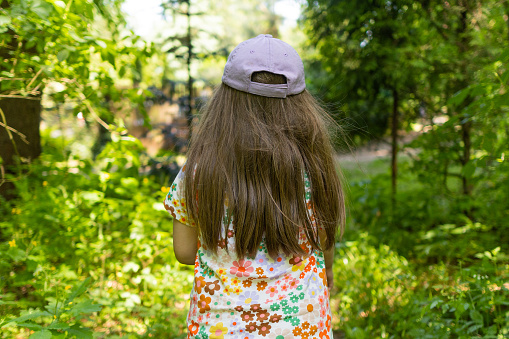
xmin=319 ymin=229 xmax=335 ymax=290
xmin=173 ymin=219 xmax=198 ymax=265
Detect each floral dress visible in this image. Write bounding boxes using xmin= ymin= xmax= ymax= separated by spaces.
xmin=164 ymin=165 xmax=333 ymax=339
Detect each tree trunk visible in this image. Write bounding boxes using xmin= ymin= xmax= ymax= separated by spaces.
xmin=461 ymin=120 xmax=472 ymax=196
xmin=0 ymin=97 xmax=42 ymax=198
xmin=186 ymin=0 xmax=194 ymax=139
xmin=391 ymin=89 xmax=399 ymax=221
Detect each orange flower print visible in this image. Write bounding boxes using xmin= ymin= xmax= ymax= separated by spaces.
xmin=319 ymin=330 xmax=330 ymax=339
xmin=198 ymin=294 xmax=211 ymax=313
xmin=256 ymin=267 xmax=264 ymax=275
xmin=204 ymin=280 xmax=221 ymax=295
xmin=230 ymin=259 xmax=254 ymax=277
xmin=258 ymin=322 xmax=271 ymax=336
xmin=320 ymin=306 xmax=327 ymax=318
xmin=195 ymin=276 xmax=206 ymax=294
xmin=188 ymin=320 xmax=199 ymax=335
xmin=265 ymin=285 xmax=278 ymax=298
xmin=288 ymin=278 xmax=299 ymax=290
xmin=309 ymin=256 xmax=316 ymax=265
xmin=319 ymin=269 xmax=328 ymax=286
xmin=242 ymin=279 xmax=252 ymax=288
xmin=293 ymin=326 xmax=303 ymax=336
xmin=256 ymin=281 xmax=267 ymax=291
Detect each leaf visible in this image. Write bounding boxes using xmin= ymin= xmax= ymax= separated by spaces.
xmin=65 ymin=278 xmax=91 ymax=304
xmin=14 ymin=322 xmax=43 ymax=330
xmin=448 ymin=87 xmax=470 ymax=107
xmin=69 ymin=299 xmax=102 ymax=317
xmin=0 ymin=15 xmax=11 ymax=26
xmin=79 ymin=191 xmax=104 ymax=204
xmin=57 ymin=49 xmax=70 ymax=62
xmin=430 ymin=299 xmax=440 ymax=309
xmin=469 ymin=309 xmax=483 ymax=326
xmin=53 ymin=1 xmax=66 ymax=9
xmin=7 ymin=247 xmax=26 ymax=262
xmin=47 ymin=322 xmax=70 ymax=330
xmin=461 ymin=161 xmax=476 ymax=179
xmin=67 ymin=325 xmax=93 ymax=339
xmin=29 ymin=330 xmax=52 ymax=339
xmin=4 ymin=311 xmax=50 ymax=325
xmin=30 ymin=0 xmax=53 ymax=19
xmin=96 ymin=40 xmax=107 ymax=49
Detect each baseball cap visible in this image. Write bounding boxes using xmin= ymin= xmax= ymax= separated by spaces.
xmin=222 ymin=34 xmax=306 ymax=98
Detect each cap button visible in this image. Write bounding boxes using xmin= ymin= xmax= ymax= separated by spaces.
xmin=264 ymin=34 xmax=273 ymax=38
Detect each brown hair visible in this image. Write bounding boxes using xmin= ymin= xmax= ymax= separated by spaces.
xmin=184 ymin=72 xmax=345 ymax=259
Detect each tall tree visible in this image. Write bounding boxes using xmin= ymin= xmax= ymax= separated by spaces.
xmin=0 ymin=0 xmax=152 ymax=194
xmin=302 ymin=0 xmax=425 ymax=217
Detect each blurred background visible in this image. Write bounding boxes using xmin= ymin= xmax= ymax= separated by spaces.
xmin=0 ymin=0 xmax=508 ymax=338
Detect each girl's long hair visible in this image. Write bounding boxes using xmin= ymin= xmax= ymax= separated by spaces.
xmin=184 ymin=71 xmax=345 ymax=259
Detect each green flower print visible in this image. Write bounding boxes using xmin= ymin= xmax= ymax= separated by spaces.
xmin=270 ymin=303 xmax=280 ymax=311
xmin=283 ymin=306 xmax=293 ymax=315
xmin=289 ymin=317 xmax=300 ymax=326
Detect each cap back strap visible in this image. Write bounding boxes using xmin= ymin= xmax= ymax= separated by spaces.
xmin=248 ymin=82 xmax=288 ymax=98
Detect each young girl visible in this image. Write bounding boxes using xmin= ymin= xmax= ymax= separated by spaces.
xmin=164 ymin=34 xmax=345 ymax=339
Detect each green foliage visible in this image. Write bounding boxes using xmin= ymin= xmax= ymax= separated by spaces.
xmin=0 ymin=136 xmax=191 ymax=338
xmin=332 ymin=153 xmax=509 ymax=337
xmin=0 ymin=0 xmax=153 ymax=126
xmin=1 ymin=278 xmax=101 ymax=338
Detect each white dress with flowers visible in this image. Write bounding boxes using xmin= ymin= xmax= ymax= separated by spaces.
xmin=164 ymin=165 xmax=333 ymax=339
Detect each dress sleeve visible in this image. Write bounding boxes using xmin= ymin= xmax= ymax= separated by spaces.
xmin=163 ymin=165 xmax=196 ymax=227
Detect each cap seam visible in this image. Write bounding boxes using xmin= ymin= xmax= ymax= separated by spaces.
xmin=268 ymin=37 xmax=272 ymax=72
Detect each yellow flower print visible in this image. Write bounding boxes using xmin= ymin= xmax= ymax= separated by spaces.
xmin=231 ymin=277 xmax=241 ymax=286
xmin=209 ymin=322 xmax=228 ymax=339
xmin=9 ymin=239 xmax=16 ymax=247
xmin=290 ymin=256 xmax=308 ymax=272
xmin=216 ymin=268 xmax=227 ymax=276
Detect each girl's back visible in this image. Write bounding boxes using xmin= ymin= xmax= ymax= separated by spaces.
xmin=164 ymin=34 xmax=344 ymax=339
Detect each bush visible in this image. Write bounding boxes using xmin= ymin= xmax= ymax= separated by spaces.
xmin=0 ymin=137 xmax=192 ymax=338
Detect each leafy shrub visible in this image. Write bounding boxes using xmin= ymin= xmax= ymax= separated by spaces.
xmin=0 ymin=136 xmax=192 ymax=338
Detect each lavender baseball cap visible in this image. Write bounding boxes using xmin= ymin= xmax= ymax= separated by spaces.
xmin=221 ymin=34 xmax=306 ymax=98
